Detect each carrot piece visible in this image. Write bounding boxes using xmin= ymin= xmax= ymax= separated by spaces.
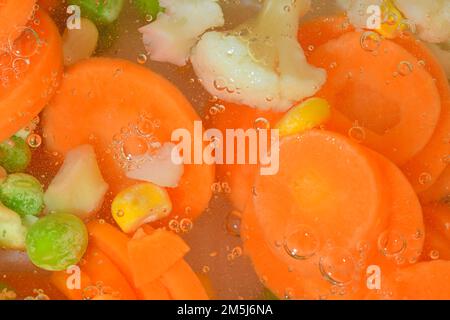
xmin=50 ymin=269 xmax=92 ymax=300
xmin=298 ymin=15 xmax=353 ymax=56
xmin=127 ymin=228 xmax=190 ymax=287
xmin=0 ymin=9 xmax=63 ymax=142
xmin=394 ymin=34 xmax=450 ymax=193
xmin=242 ymin=129 xmax=388 ymax=299
xmin=421 ymin=204 xmax=450 ymax=261
xmin=366 ymin=150 xmax=424 ymax=268
xmin=86 ymin=220 xmax=133 ymax=281
xmin=205 ymin=101 xmax=282 ymax=212
xmin=42 ymin=58 xmax=214 ymax=225
xmin=419 ymin=166 xmax=450 ymax=204
xmin=136 ymin=280 xmax=171 ymax=300
xmin=81 ymin=245 xmax=137 ymax=300
xmin=366 ymin=260 xmax=450 ymax=300
xmin=308 ymin=31 xmax=441 ymax=165
xmin=0 ymin=0 xmax=37 ymax=48
xmin=161 ymin=260 xmax=209 ymax=300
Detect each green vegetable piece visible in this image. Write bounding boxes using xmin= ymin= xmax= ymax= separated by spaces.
xmin=96 ymin=21 xmax=120 ymax=53
xmin=260 ymin=287 xmax=279 ymax=300
xmin=26 ymin=213 xmax=88 ymax=271
xmin=133 ymin=0 xmax=162 ymax=20
xmin=69 ymin=0 xmax=124 ymax=25
xmin=0 ymin=136 xmax=31 ymax=173
xmin=0 ymin=173 xmax=44 ymax=217
xmin=0 ymin=203 xmax=27 ymax=250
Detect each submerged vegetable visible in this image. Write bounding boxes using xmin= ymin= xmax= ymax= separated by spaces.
xmin=0 ymin=174 xmax=44 ymax=217
xmin=63 ymin=18 xmax=99 ymax=66
xmin=191 ymin=0 xmax=326 ymax=111
xmin=0 ymin=136 xmax=31 ymax=173
xmin=112 ymin=183 xmax=172 ymax=233
xmin=69 ymin=0 xmax=124 ymax=25
xmin=44 ymin=145 xmax=108 ymax=219
xmin=133 ymin=0 xmax=162 ymax=19
xmin=0 ymin=203 xmax=28 ymax=250
xmin=26 ymin=213 xmax=88 ymax=271
xmin=139 ymin=0 xmax=225 ymax=66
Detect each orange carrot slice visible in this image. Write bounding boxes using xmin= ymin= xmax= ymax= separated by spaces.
xmin=308 ymin=31 xmax=441 ymax=165
xmin=136 ymin=280 xmax=171 ymax=300
xmin=50 ymin=269 xmax=92 ymax=300
xmin=81 ymin=245 xmax=137 ymax=300
xmin=161 ymin=260 xmax=209 ymax=300
xmin=0 ymin=9 xmax=63 ymax=142
xmin=419 ymin=165 xmax=450 ymax=204
xmin=243 ymin=129 xmax=388 ymax=299
xmin=127 ymin=228 xmax=190 ymax=287
xmin=421 ymin=204 xmax=450 ymax=261
xmin=42 ymin=58 xmax=214 ymax=225
xmin=366 ymin=150 xmax=424 ymax=269
xmin=205 ymin=101 xmax=282 ymax=212
xmin=0 ymin=0 xmax=37 ymax=48
xmin=366 ymin=260 xmax=450 ymax=300
xmin=87 ymin=220 xmax=133 ymax=281
xmin=394 ymin=34 xmax=450 ymax=193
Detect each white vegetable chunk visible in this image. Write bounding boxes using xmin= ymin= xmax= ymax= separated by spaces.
xmin=125 ymin=142 xmax=184 ymax=188
xmin=191 ymin=0 xmax=326 ymax=111
xmin=139 ymin=0 xmax=225 ymax=66
xmin=0 ymin=203 xmax=27 ymax=250
xmin=44 ymin=145 xmax=109 ymax=219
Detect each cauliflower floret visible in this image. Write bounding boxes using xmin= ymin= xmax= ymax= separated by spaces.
xmin=394 ymin=0 xmax=450 ymax=44
xmin=191 ymin=0 xmax=326 ymax=111
xmin=139 ymin=0 xmax=225 ymax=66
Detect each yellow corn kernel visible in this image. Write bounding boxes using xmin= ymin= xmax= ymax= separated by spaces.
xmin=112 ymin=183 xmax=172 ymax=233
xmin=377 ymin=0 xmax=407 ymax=39
xmin=275 ymin=97 xmax=331 ymax=137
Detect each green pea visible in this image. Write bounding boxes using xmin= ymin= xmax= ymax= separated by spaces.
xmin=69 ymin=0 xmax=124 ymax=25
xmin=0 ymin=173 xmax=44 ymax=217
xmin=26 ymin=213 xmax=88 ymax=271
xmin=0 ymin=136 xmax=31 ymax=173
xmin=133 ymin=0 xmax=162 ymax=20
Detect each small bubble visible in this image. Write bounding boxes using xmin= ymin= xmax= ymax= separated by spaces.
xmin=360 ymin=31 xmax=381 ymax=52
xmin=168 ymin=219 xmax=180 ymax=233
xmin=254 ymin=117 xmax=270 ymax=130
xmin=397 ymin=61 xmax=413 ymax=76
xmin=137 ymin=53 xmax=147 ymax=64
xmin=26 ymin=133 xmax=42 ymax=148
xmin=429 ymin=250 xmax=440 ymax=260
xmin=319 ymin=247 xmax=356 ymax=286
xmin=418 ymin=172 xmax=432 ymax=185
xmin=348 ymin=125 xmax=366 ymax=143
xmin=179 ymin=218 xmax=193 ymax=233
xmin=202 ymin=265 xmax=210 ymax=273
xmin=225 ymin=210 xmax=241 ymax=237
xmin=377 ymin=230 xmax=407 ymax=257
xmin=283 ymin=225 xmax=319 ymax=260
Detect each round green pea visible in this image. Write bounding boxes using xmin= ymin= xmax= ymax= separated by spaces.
xmin=0 ymin=173 xmax=44 ymax=217
xmin=26 ymin=213 xmax=88 ymax=271
xmin=0 ymin=136 xmax=31 ymax=173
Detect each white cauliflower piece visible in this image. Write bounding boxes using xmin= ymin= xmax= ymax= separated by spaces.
xmin=394 ymin=0 xmax=450 ymax=44
xmin=337 ymin=0 xmax=383 ymax=30
xmin=139 ymin=0 xmax=225 ymax=66
xmin=191 ymin=0 xmax=326 ymax=112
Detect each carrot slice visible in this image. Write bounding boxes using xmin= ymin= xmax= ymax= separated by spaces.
xmin=0 ymin=0 xmax=37 ymax=48
xmin=87 ymin=220 xmax=133 ymax=281
xmin=136 ymin=280 xmax=171 ymax=300
xmin=308 ymin=31 xmax=441 ymax=165
xmin=0 ymin=9 xmax=63 ymax=142
xmin=81 ymin=245 xmax=137 ymax=300
xmin=366 ymin=260 xmax=450 ymax=300
xmin=366 ymin=150 xmax=424 ymax=269
xmin=161 ymin=260 xmax=209 ymax=300
xmin=243 ymin=129 xmax=388 ymax=299
xmin=298 ymin=15 xmax=353 ymax=56
xmin=421 ymin=204 xmax=450 ymax=261
xmin=419 ymin=165 xmax=450 ymax=204
xmin=394 ymin=34 xmax=450 ymax=193
xmin=205 ymin=101 xmax=282 ymax=212
xmin=42 ymin=58 xmax=214 ymax=225
xmin=127 ymin=228 xmax=190 ymax=287
xmin=50 ymin=269 xmax=92 ymax=300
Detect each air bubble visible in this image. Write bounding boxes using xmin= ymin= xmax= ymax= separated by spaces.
xmin=377 ymin=230 xmax=407 ymax=257
xmin=360 ymin=31 xmax=381 ymax=52
xmin=319 ymin=247 xmax=356 ymax=286
xmin=283 ymin=224 xmax=319 ymax=260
